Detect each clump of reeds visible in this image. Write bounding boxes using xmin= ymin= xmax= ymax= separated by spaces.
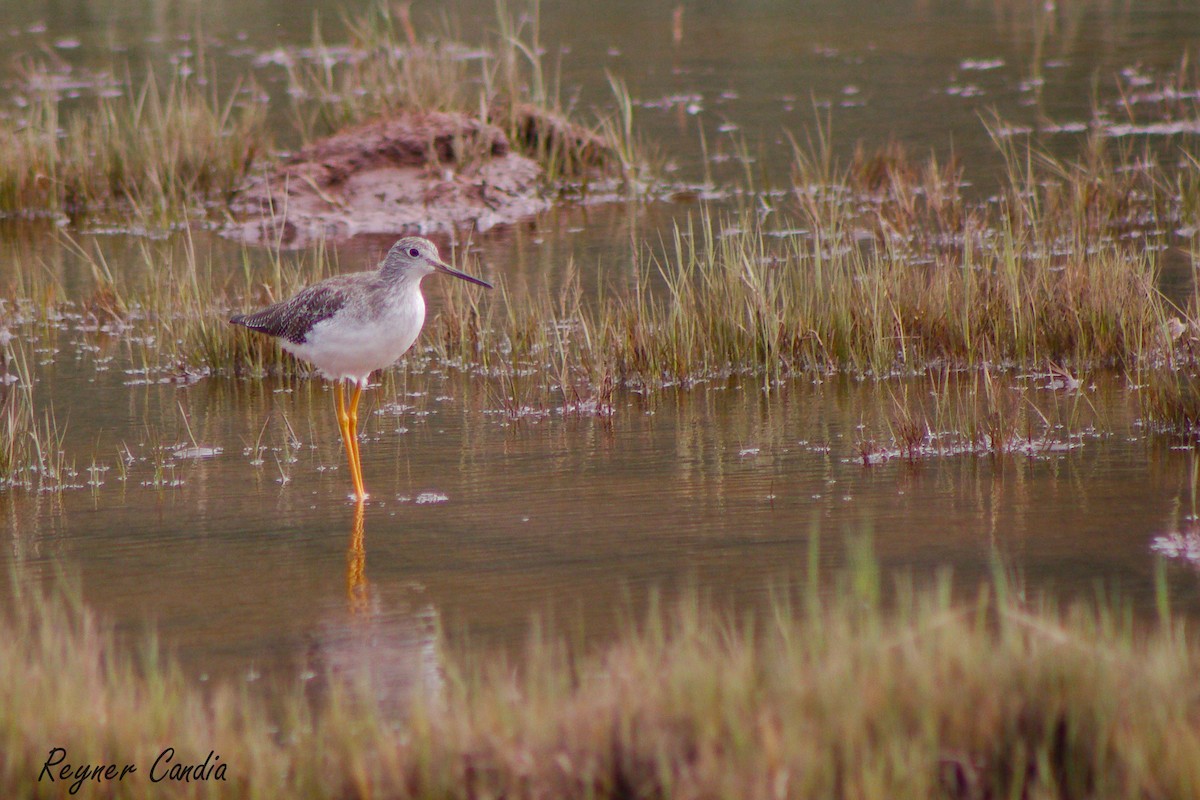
xmin=0 ymin=347 xmax=32 ymax=484
xmin=0 ymin=66 xmax=266 ymax=223
xmin=4 ymin=553 xmax=1199 ymax=799
xmin=426 ymin=205 xmax=1174 ymax=400
xmin=1132 ymin=280 xmax=1200 ymax=436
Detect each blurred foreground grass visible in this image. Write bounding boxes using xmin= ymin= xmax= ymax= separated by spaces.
xmin=3 ymin=549 xmax=1199 ymax=799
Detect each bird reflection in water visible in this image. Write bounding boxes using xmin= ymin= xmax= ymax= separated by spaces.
xmin=306 ymin=500 xmax=445 ymax=716
xmin=346 ymin=500 xmax=370 ymax=615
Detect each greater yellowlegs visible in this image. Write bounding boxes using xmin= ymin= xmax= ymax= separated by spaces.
xmin=231 ymin=236 xmax=492 ymax=500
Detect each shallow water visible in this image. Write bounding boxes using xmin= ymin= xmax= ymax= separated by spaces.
xmin=5 ymin=0 xmax=1200 ymax=690
xmin=9 ymin=0 xmax=1200 ymax=182
xmin=6 ymin=349 xmax=1200 ymax=685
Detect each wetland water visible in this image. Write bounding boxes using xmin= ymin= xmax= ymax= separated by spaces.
xmin=5 ymin=0 xmax=1200 ymax=688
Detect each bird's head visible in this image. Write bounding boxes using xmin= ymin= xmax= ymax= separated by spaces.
xmin=382 ymin=237 xmax=492 ymax=288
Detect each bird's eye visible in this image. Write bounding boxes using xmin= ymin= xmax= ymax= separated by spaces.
xmin=408 ymin=247 xmax=420 ymax=258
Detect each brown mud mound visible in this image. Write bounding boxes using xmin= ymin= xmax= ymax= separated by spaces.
xmin=224 ymin=110 xmax=548 ymax=246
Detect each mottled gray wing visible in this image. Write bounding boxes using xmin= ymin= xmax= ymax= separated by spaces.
xmin=230 ymin=283 xmax=348 ymax=345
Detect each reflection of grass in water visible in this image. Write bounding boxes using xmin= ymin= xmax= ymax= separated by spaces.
xmin=854 ymin=366 xmax=1103 ymax=463
xmin=4 ymin=549 xmax=1199 ymax=798
xmin=1135 ymin=287 xmax=1200 ymax=437
xmin=1138 ymin=362 xmax=1200 ymax=438
xmin=0 ymin=340 xmax=74 ymax=492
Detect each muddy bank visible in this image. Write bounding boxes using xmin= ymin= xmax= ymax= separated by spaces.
xmin=224 ymin=110 xmax=549 ymax=247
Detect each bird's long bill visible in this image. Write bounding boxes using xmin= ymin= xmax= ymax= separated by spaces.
xmin=434 ymin=260 xmax=493 ymax=289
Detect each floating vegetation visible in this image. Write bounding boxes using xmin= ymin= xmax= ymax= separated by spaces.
xmin=1151 ymin=531 xmax=1200 ymax=567
xmin=4 ymin=552 xmax=1200 ymax=798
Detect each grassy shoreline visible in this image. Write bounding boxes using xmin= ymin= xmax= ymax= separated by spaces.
xmin=3 ymin=556 xmax=1199 ymax=799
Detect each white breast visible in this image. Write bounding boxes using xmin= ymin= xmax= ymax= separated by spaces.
xmin=285 ymin=289 xmax=426 ymax=385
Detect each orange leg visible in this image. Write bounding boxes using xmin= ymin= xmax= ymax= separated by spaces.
xmin=334 ymin=382 xmax=367 ymax=500
xmin=347 ymin=382 xmax=366 ymax=498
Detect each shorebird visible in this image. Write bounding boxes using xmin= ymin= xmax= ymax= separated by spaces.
xmin=231 ymin=236 xmax=492 ymax=500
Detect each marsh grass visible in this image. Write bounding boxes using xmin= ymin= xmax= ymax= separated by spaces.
xmin=4 ymin=553 xmax=1200 ymax=799
xmin=1 ymin=196 xmax=1183 ymax=442
xmin=427 ymin=207 xmax=1173 ymax=401
xmin=43 ymin=232 xmax=340 ymax=381
xmin=0 ymin=346 xmax=34 ymax=484
xmin=1133 ymin=258 xmax=1200 ymax=436
xmin=0 ymin=66 xmax=265 ymax=224
xmin=410 ymin=119 xmax=1194 ymax=401
xmin=282 ymin=5 xmax=475 ymax=138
